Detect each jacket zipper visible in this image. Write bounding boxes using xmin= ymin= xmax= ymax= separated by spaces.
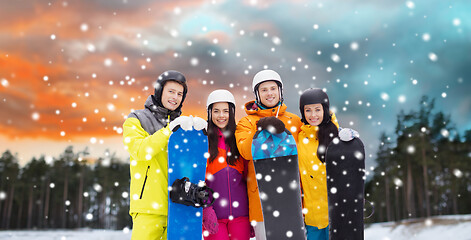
xmin=139 ymin=166 xmax=150 ymax=199
xmin=227 ymin=166 xmax=233 ymax=217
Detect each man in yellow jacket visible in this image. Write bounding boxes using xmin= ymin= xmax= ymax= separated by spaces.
xmin=123 ymin=70 xmax=191 ymax=240
xmin=235 ymin=69 xmax=303 ymax=240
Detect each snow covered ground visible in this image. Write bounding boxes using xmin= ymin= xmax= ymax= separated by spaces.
xmin=1 ymin=214 xmax=470 ymax=240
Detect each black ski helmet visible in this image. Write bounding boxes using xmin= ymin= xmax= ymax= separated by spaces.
xmin=153 ymin=70 xmax=188 ymax=110
xmin=299 ymin=88 xmax=331 ymax=125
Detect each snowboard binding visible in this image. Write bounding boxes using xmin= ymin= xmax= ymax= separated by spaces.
xmin=170 ymin=177 xmax=214 ymax=208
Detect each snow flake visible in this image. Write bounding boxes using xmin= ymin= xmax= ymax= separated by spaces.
xmin=394 ymin=178 xmax=403 ymax=187
xmin=286 ymin=231 xmax=293 ymax=238
xmin=87 ymin=43 xmax=96 ymax=52
xmin=1 ymin=78 xmax=9 ymax=87
xmin=260 ymin=192 xmax=268 ymax=200
xmin=273 ymin=210 xmax=280 ymax=217
xmin=428 ymin=52 xmax=438 ymax=62
xmin=441 ymin=92 xmax=447 ymax=98
xmin=0 ymin=191 xmax=6 ymax=200
xmin=289 ymin=181 xmax=298 ymax=190
xmin=406 ymin=1 xmax=415 ymax=9
xmin=350 ymin=42 xmax=359 ymax=51
xmin=425 ymin=218 xmax=433 ymax=227
xmin=398 ymin=95 xmax=406 ymax=103
xmin=32 ymin=112 xmax=40 ymax=121
xmin=331 ymin=54 xmax=341 ymax=63
xmin=264 ymin=175 xmax=272 ymax=182
xmin=453 ymin=18 xmax=461 ymax=26
xmin=330 ymin=187 xmax=337 ymax=194
xmin=453 ymin=169 xmax=463 ymax=178
xmin=422 ymin=33 xmax=431 ymax=42
xmin=381 ymin=92 xmax=390 ymax=101
xmin=80 ymin=23 xmax=89 ymax=32
xmin=441 ymin=129 xmax=449 ymax=137
xmin=122 ymin=192 xmax=129 ymax=198
xmin=407 ymin=145 xmax=415 ymax=154
xmin=272 ymin=36 xmax=282 ymax=45
xmin=276 ymin=187 xmax=283 ymax=193
xmin=104 ymin=58 xmax=112 ymax=67
xmin=190 ymin=58 xmax=199 ymax=66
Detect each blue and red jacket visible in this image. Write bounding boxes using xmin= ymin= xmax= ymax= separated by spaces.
xmin=205 ymin=128 xmax=249 ymax=220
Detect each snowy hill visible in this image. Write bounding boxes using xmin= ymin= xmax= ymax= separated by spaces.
xmin=365 ymin=214 xmax=471 ymax=240
xmin=1 ymin=215 xmax=470 ymax=240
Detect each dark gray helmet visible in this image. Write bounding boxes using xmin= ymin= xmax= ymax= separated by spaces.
xmin=299 ymin=88 xmax=330 ymax=124
xmin=154 ymin=70 xmax=188 ymax=110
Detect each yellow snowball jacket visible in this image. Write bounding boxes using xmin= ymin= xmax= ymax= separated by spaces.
xmin=297 ymin=113 xmax=338 ymax=228
xmin=123 ymin=96 xmax=180 ymax=217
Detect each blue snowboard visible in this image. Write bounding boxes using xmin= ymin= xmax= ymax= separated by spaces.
xmin=252 ymin=129 xmax=306 ymax=239
xmin=167 ymin=127 xmax=208 ymax=240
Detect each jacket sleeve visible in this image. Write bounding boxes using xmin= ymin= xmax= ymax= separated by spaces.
xmin=123 ymin=117 xmax=172 ymax=162
xmin=235 ymin=117 xmax=256 ymax=161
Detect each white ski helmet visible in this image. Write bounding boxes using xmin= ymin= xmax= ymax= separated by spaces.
xmin=206 ymin=89 xmax=236 ymax=109
xmin=252 ymin=69 xmax=283 ymax=93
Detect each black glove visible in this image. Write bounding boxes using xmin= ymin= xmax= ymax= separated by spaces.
xmin=169 ymin=177 xmax=214 ymax=208
xmin=256 ymin=116 xmax=285 ymax=134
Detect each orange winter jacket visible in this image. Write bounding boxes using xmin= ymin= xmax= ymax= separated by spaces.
xmin=235 ymin=100 xmax=302 ymax=222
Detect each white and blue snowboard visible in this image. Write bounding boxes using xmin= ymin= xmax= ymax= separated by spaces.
xmin=252 ymin=129 xmax=306 ymax=239
xmin=167 ymin=127 xmax=208 ymax=239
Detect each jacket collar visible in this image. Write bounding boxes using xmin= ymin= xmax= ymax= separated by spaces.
xmin=243 ymin=100 xmax=287 ymax=117
xmin=144 ymin=95 xmax=181 ymax=122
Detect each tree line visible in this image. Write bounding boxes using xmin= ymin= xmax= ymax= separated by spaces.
xmin=0 ymin=147 xmax=131 ymax=230
xmin=365 ymin=96 xmax=471 ymax=222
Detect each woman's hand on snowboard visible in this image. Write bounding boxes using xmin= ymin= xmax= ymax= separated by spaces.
xmin=338 ymin=128 xmax=359 ymax=141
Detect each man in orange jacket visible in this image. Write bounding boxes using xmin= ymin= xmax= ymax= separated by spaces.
xmin=235 ymin=69 xmax=303 ymax=240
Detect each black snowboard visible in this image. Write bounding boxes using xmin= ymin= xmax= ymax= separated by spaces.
xmin=251 ymin=129 xmax=306 ymax=239
xmin=325 ymin=138 xmax=365 ymax=240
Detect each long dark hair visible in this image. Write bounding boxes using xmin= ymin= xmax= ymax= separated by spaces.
xmin=317 ymin=103 xmax=338 ymax=162
xmin=207 ymin=103 xmax=241 ymax=165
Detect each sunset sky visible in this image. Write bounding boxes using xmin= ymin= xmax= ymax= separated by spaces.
xmin=1 ymin=0 xmax=470 ymax=167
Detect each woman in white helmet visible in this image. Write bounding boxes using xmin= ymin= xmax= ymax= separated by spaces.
xmin=202 ymin=90 xmax=252 ymax=240
xmin=235 ymin=69 xmax=303 ymax=240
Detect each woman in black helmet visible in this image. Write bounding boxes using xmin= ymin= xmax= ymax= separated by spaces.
xmin=297 ymin=88 xmax=358 ymax=240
